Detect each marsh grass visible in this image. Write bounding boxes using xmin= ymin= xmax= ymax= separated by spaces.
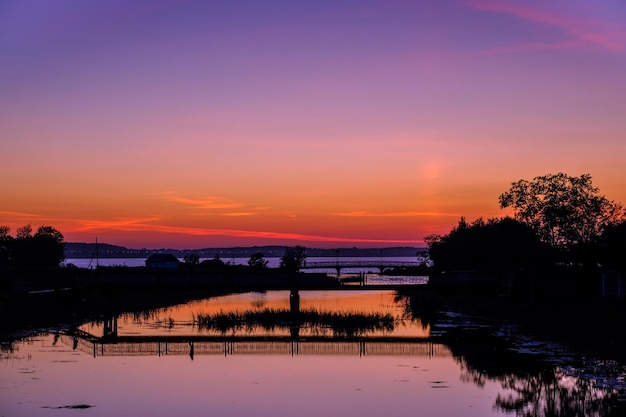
xmin=194 ymin=307 xmax=396 ymax=337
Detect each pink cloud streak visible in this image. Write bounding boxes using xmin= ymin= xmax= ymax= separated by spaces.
xmin=334 ymin=211 xmax=460 ymax=218
xmin=467 ymin=0 xmax=626 ymax=52
xmin=0 ymin=210 xmax=43 ymax=219
xmin=168 ymin=196 xmax=243 ymax=210
xmin=70 ymin=217 xmax=420 ymax=244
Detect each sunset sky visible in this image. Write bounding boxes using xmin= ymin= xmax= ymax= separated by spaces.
xmin=1 ymin=0 xmax=625 ymax=249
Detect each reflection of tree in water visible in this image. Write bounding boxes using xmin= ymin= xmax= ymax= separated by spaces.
xmin=88 ymin=309 xmax=178 ymax=331
xmin=0 ymin=341 xmax=17 ymax=362
xmin=494 ymin=368 xmax=619 ymax=417
xmin=1 ymin=334 xmax=43 ymax=362
xmin=401 ymin=292 xmax=626 ymax=416
xmin=129 ymin=308 xmax=170 ymax=324
xmin=394 ymin=292 xmax=437 ymax=330
xmin=452 ymin=339 xmax=624 ymax=417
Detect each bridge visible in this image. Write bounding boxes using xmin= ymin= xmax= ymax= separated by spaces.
xmin=61 ymin=334 xmax=450 ymax=358
xmin=301 ymin=260 xmax=422 ymax=274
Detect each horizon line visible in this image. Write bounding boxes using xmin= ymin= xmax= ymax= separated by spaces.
xmin=65 ymin=241 xmax=428 ymax=252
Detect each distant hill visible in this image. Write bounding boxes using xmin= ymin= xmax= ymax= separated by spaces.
xmin=65 ymin=243 xmax=136 ymax=258
xmin=65 ymin=243 xmax=426 ymax=259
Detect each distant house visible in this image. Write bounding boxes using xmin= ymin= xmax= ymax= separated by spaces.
xmin=145 ymin=254 xmax=179 ymax=269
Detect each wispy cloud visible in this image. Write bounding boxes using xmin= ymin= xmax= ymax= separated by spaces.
xmin=166 ymin=195 xmax=265 ymax=217
xmin=467 ymin=0 xmax=626 ymax=53
xmin=70 ymin=217 xmax=419 ymax=244
xmin=468 ymin=40 xmax=580 ymax=56
xmin=168 ymin=196 xmax=243 ymax=210
xmin=0 ymin=210 xmax=43 ymax=219
xmin=73 ymin=217 xmax=164 ymax=232
xmin=334 ymin=211 xmax=459 ymax=218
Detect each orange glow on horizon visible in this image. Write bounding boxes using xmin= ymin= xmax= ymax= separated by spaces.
xmin=2 ymin=1 xmax=625 ymax=250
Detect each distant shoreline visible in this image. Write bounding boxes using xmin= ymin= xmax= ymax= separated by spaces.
xmin=65 ymin=242 xmax=426 ymax=259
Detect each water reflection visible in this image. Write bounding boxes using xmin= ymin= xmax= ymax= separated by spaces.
xmin=77 ymin=289 xmax=430 ymax=339
xmin=194 ymin=307 xmax=395 ymax=337
xmin=3 ymin=290 xmax=626 ymax=417
xmin=496 ymin=369 xmax=617 ymax=417
xmin=445 ymin=325 xmax=626 ymax=416
xmin=458 ymin=354 xmax=624 ymax=417
xmin=72 ymin=290 xmax=432 ymax=358
xmin=66 ymin=334 xmax=447 ymax=358
xmin=74 ymin=290 xmax=626 ymax=415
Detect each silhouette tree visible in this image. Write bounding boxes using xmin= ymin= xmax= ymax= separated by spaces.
xmin=16 ymin=224 xmax=32 ymax=239
xmin=32 ymin=226 xmax=66 ymax=267
xmin=599 ymin=220 xmax=626 ymax=271
xmin=183 ymin=253 xmax=200 ymax=266
xmin=10 ymin=225 xmax=65 ymax=267
xmin=280 ymin=246 xmax=307 ymax=273
xmin=248 ymin=252 xmax=269 ymax=270
xmin=0 ymin=226 xmax=12 ymax=266
xmin=499 ymin=173 xmax=624 ymax=249
xmin=426 ymin=217 xmax=545 ymax=271
xmin=0 ymin=225 xmax=10 ymax=238
xmin=200 ymin=254 xmax=225 ymax=268
xmin=183 ymin=253 xmax=200 ymax=277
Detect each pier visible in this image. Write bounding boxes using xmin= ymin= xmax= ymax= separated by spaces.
xmin=63 ymin=334 xmax=449 ymax=358
xmin=301 ymin=260 xmax=423 ymax=274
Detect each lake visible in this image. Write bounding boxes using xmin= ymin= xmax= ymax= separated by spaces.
xmin=2 ymin=290 xmax=625 ymax=416
xmin=64 ymin=256 xmax=426 ymax=271
xmin=65 ymin=256 xmax=430 ymax=285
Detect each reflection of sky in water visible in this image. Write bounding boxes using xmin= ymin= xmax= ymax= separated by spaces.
xmin=1 ymin=333 xmax=508 ymax=417
xmin=2 ymin=287 xmax=623 ymax=417
xmin=79 ymin=290 xmax=429 ymax=338
xmin=5 ymin=334 xmax=617 ymax=417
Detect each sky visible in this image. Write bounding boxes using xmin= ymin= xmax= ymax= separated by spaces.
xmin=1 ymin=0 xmax=625 ymax=249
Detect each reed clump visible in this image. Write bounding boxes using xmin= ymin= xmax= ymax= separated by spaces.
xmin=194 ymin=307 xmax=395 ymax=337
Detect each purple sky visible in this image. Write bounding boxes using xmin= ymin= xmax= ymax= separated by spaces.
xmin=1 ymin=0 xmax=625 ymax=248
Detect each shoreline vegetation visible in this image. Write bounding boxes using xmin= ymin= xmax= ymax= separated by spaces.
xmin=405 ymin=288 xmax=626 ymax=361
xmin=64 ymin=242 xmax=426 ymax=259
xmin=1 ymin=173 xmax=625 ymax=363
xmin=1 ymin=263 xmax=625 ymax=362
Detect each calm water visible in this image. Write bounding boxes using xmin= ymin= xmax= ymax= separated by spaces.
xmin=65 ymin=256 xmax=423 ymax=271
xmin=65 ymin=256 xmax=429 ymax=285
xmin=2 ymin=290 xmax=624 ymax=416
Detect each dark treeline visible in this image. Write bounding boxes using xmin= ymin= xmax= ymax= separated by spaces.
xmin=0 ymin=224 xmax=65 ymax=268
xmin=64 ymin=243 xmax=424 ymax=259
xmin=425 ymin=173 xmax=626 ymax=297
xmin=446 ymin=328 xmax=625 ymax=417
xmin=3 ymin=172 xmax=625 ymax=301
xmin=426 ymin=217 xmax=546 ymax=272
